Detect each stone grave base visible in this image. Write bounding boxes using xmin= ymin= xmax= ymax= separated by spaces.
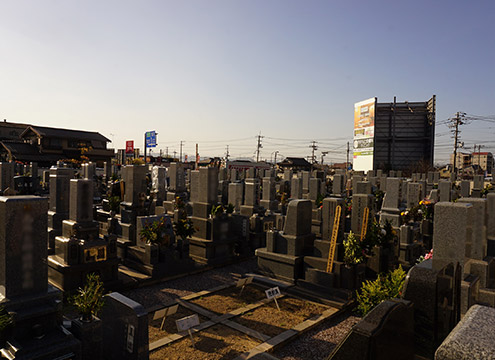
xmin=124 ymin=247 xmax=196 ymax=277
xmin=189 ymin=237 xmax=236 ymax=265
xmin=48 ymin=256 xmax=120 ymax=293
xmin=255 ymin=248 xmax=303 ymax=284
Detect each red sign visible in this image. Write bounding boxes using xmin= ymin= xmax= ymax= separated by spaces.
xmin=126 ymin=141 xmax=134 ymax=154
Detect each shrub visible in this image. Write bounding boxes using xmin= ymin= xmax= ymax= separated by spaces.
xmin=356 ymin=266 xmax=406 ymax=316
xmin=71 ymin=273 xmax=105 ymax=321
xmin=343 ymin=231 xmax=364 ymax=266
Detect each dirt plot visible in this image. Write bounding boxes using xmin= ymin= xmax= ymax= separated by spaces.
xmin=189 ymin=285 xmax=267 ymax=315
xmin=150 ymin=324 xmax=261 ymax=360
xmin=148 ymin=305 xmax=208 ymax=343
xmin=235 ymin=297 xmax=331 ymax=338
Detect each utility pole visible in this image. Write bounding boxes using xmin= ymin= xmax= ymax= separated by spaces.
xmin=144 ymin=132 xmax=147 ymax=164
xmin=346 ymin=141 xmax=350 ymax=170
xmin=256 ymin=132 xmax=264 ymax=163
xmin=166 ymin=147 xmax=169 ymax=158
xmin=195 ymin=143 xmax=199 ymax=170
xmin=225 ymin=145 xmax=229 ymax=162
xmin=173 ymin=150 xmax=177 ymax=160
xmin=274 ymin=150 xmax=279 ymax=165
xmin=309 ymin=141 xmax=318 ymax=164
xmin=450 ymin=112 xmax=466 ymax=176
xmin=321 ymin=151 xmax=328 ymax=165
xmin=179 ymin=141 xmax=184 ymax=163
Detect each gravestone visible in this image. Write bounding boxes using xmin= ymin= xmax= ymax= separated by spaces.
xmin=47 ymin=167 xmax=74 ymax=254
xmin=380 ymin=178 xmax=403 ymax=227
xmin=351 ymin=194 xmax=374 ymax=237
xmin=355 ymin=181 xmax=371 ymax=195
xmin=301 ymin=171 xmax=310 ymax=194
xmin=406 ymin=182 xmax=424 ymax=209
xmin=151 ymin=166 xmax=167 ymax=204
xmin=438 ymin=181 xmax=452 ymax=202
xmin=308 ymin=178 xmax=321 ymax=202
xmin=0 ymin=196 xmax=81 ymax=359
xmin=291 ymin=177 xmax=303 ymax=199
xmin=48 ymin=179 xmax=119 ymax=292
xmin=100 ymin=292 xmax=149 ymax=360
xmin=283 ymin=169 xmax=293 ymax=181
xmin=168 ymin=162 xmax=186 ymax=193
xmin=260 ymin=177 xmax=278 ymax=211
xmin=435 ymin=305 xmax=495 ymax=360
xmin=473 ymin=175 xmax=484 ymax=190
xmin=189 ymin=167 xmax=236 ymax=265
xmin=460 ymin=180 xmax=470 ymax=198
xmin=402 ymin=259 xmax=461 ymax=359
xmin=189 ymin=170 xmax=200 ymax=203
xmin=433 ymin=202 xmax=473 ymax=272
xmin=228 ymin=182 xmax=244 ymax=212
xmin=328 ymin=299 xmax=414 ymax=360
xmin=256 ymin=199 xmax=315 ymax=283
xmin=332 ymin=174 xmax=344 ymax=195
xmin=241 ymin=178 xmax=260 ymax=216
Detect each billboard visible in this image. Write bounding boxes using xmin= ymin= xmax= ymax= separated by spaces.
xmin=125 ymin=141 xmax=134 ymax=154
xmin=353 ymin=98 xmax=376 ymax=171
xmin=145 ymin=131 xmax=157 ymax=148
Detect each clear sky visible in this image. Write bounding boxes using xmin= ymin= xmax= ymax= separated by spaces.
xmin=1 ymin=0 xmax=494 ymax=164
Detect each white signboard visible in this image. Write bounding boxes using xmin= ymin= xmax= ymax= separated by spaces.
xmin=176 ymin=314 xmax=200 ymax=333
xmin=265 ymin=286 xmax=281 ymax=299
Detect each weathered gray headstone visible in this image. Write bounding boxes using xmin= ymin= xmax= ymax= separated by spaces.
xmin=457 ymin=198 xmax=487 ymax=260
xmin=69 ymin=179 xmax=93 ymax=223
xmin=284 ymin=199 xmax=312 ymax=236
xmin=438 ymin=181 xmax=452 ymax=202
xmin=228 ymin=182 xmax=244 ymax=211
xmin=291 ymin=177 xmax=303 ymax=199
xmin=433 ymin=202 xmax=473 ymax=271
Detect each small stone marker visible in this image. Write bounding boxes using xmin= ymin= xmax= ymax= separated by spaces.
xmin=176 ymin=314 xmax=200 ymax=347
xmin=236 ymin=276 xmax=254 ymax=296
xmin=265 ymin=286 xmax=282 ymax=311
xmin=153 ymin=304 xmax=179 ymax=331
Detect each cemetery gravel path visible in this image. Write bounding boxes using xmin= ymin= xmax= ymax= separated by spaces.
xmin=121 ymin=258 xmax=258 ymax=309
xmin=121 ymin=258 xmax=360 ymax=359
xmin=273 ymin=312 xmax=361 ymax=360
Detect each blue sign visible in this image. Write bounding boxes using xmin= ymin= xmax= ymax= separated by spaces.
xmin=145 ymin=131 xmax=157 ymax=148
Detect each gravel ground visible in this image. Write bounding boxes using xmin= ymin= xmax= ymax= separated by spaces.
xmin=273 ymin=312 xmax=361 ymax=360
xmin=121 ymin=258 xmax=258 ymax=309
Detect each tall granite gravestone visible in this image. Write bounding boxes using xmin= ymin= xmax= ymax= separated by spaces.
xmin=151 ymin=166 xmax=167 ymax=206
xmin=48 ymin=179 xmax=119 ymax=292
xmin=351 ymin=194 xmax=374 ymax=237
xmin=438 ymin=181 xmax=452 ymax=202
xmin=355 ymin=181 xmax=372 ymax=195
xmin=47 ymin=166 xmax=74 ymax=255
xmin=0 ymin=196 xmax=81 ymax=359
xmin=380 ymin=178 xmax=403 ymax=227
xmin=228 ymin=182 xmax=244 ymax=212
xmin=297 ymin=197 xmax=357 ymax=300
xmin=100 ymin=292 xmax=148 ymax=360
xmin=256 ymin=200 xmax=315 ymax=283
xmin=241 ymin=176 xmax=260 ymax=217
xmin=457 ymin=198 xmax=495 ymax=291
xmin=189 ymin=167 xmax=236 ymax=265
xmin=328 ymin=299 xmax=414 ymax=360
xmin=459 ymin=181 xmax=470 ymax=198
xmin=433 ymin=202 xmax=473 ymax=272
xmin=301 ymin=171 xmax=311 ymax=194
xmin=402 ymin=259 xmax=461 ymax=359
xmin=260 ymin=177 xmax=278 ymax=211
xmin=332 ymin=174 xmax=344 ymax=196
xmin=291 ymin=177 xmax=303 ymax=199
xmin=406 ymin=182 xmax=424 ymax=209
xmin=163 ymin=162 xmax=186 ymax=214
xmin=117 ymin=165 xmax=148 ymax=252
xmin=283 ymin=169 xmax=293 ymax=181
